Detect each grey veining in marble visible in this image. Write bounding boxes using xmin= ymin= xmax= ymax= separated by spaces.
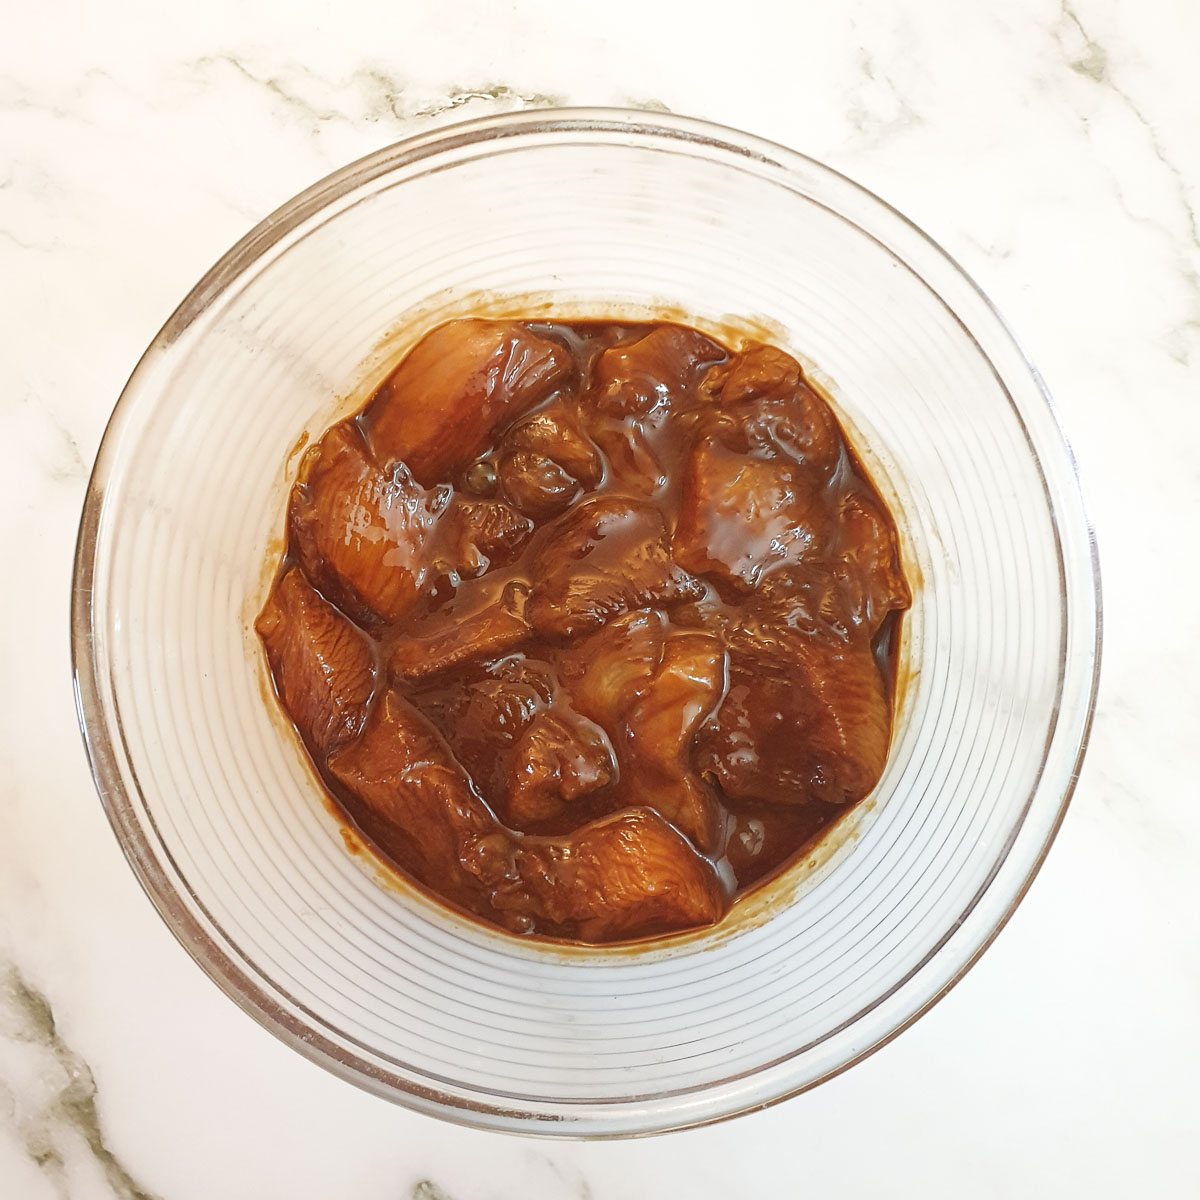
xmin=0 ymin=969 xmax=156 ymax=1199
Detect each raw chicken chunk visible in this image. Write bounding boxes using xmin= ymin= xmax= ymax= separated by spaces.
xmin=290 ymin=421 xmax=452 ymax=623
xmin=495 ymin=401 xmax=604 ymax=518
xmin=700 ymin=343 xmax=801 ymax=406
xmin=697 ymin=594 xmax=891 ymax=808
xmin=363 ymin=320 xmax=571 ymax=484
xmin=586 ymin=419 xmax=667 ymax=496
xmin=389 ymin=580 xmax=532 ymax=681
xmin=441 ymin=500 xmax=533 ymax=578
xmin=700 ymin=343 xmax=842 ymax=481
xmin=328 ymin=688 xmax=495 ymax=897
xmin=292 ymin=422 xmax=531 ymax=624
xmin=672 ymin=436 xmax=826 ymax=591
xmin=504 ymin=710 xmax=616 ymax=827
xmin=529 ymin=497 xmax=703 ymax=638
xmin=622 ymin=632 xmax=727 ymax=851
xmin=256 ymin=567 xmax=376 ymax=758
xmin=501 ymin=401 xmax=602 ymax=488
xmin=557 ymin=608 xmax=666 ymax=733
xmin=498 ymin=449 xmax=581 ymax=519
xmin=511 ymin=808 xmax=725 ymax=941
xmin=834 ymin=488 xmax=911 ymax=634
xmin=590 ymin=325 xmax=724 ymax=416
xmin=410 ymin=656 xmax=555 ymax=797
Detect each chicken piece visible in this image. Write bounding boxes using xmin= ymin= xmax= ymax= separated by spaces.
xmin=590 ymin=325 xmax=725 ymax=416
xmin=410 ymin=656 xmax=555 ymax=797
xmin=622 ymin=633 xmax=727 ymax=851
xmin=508 ymin=808 xmax=727 ymax=942
xmin=363 ymin=320 xmax=572 ymax=485
xmin=672 ymin=435 xmax=827 ymax=591
xmin=586 ymin=419 xmax=667 ymax=496
xmin=416 ymin=656 xmax=554 ymax=748
xmin=529 ymin=497 xmax=703 ymax=639
xmin=440 ymin=499 xmax=533 ymax=578
xmin=332 ymin=698 xmax=725 ymax=939
xmin=697 ymin=600 xmax=891 ymax=808
xmin=503 ymin=710 xmax=616 ymax=827
xmin=557 ymin=608 xmax=666 ymax=733
xmin=498 ymin=449 xmax=580 ymax=519
xmin=328 ymin=689 xmax=496 ymax=900
xmin=501 ymin=401 xmax=602 ymax=488
xmin=834 ymin=488 xmax=911 ymax=634
xmin=388 ymin=580 xmax=531 ymax=681
xmin=495 ymin=401 xmax=604 ymax=518
xmin=256 ymin=567 xmax=376 ymax=759
xmin=700 ymin=343 xmax=802 ymax=406
xmin=700 ymin=343 xmax=842 ymax=482
xmin=290 ymin=421 xmax=452 ymax=623
xmin=753 ymin=564 xmax=861 ymax=640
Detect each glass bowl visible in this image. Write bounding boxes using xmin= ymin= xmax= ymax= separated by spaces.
xmin=72 ymin=109 xmax=1100 ymax=1136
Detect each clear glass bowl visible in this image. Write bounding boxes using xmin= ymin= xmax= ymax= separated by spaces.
xmin=72 ymin=109 xmax=1100 ymax=1136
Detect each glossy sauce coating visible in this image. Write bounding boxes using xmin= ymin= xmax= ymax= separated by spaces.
xmin=258 ymin=319 xmax=911 ymax=944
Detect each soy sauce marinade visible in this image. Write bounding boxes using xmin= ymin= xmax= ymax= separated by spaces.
xmin=257 ymin=319 xmax=910 ymax=944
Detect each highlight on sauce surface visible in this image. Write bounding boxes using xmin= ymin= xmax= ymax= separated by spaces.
xmin=256 ymin=317 xmax=911 ymax=944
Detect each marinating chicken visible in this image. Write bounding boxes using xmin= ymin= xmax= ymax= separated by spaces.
xmin=363 ymin=319 xmax=571 ymax=484
xmin=257 ymin=567 xmax=376 ymax=757
xmin=259 ymin=318 xmax=909 ymax=943
xmin=528 ymin=496 xmax=703 ymax=638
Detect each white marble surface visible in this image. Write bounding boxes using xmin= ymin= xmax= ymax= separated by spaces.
xmin=2 ymin=0 xmax=1198 ymax=1195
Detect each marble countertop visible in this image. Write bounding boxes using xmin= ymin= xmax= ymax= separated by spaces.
xmin=3 ymin=0 xmax=1198 ymax=1196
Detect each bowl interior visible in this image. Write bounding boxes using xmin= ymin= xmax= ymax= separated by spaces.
xmin=75 ymin=110 xmax=1099 ymax=1135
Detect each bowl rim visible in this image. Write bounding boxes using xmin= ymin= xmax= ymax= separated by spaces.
xmin=71 ymin=105 xmax=1103 ymax=1137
